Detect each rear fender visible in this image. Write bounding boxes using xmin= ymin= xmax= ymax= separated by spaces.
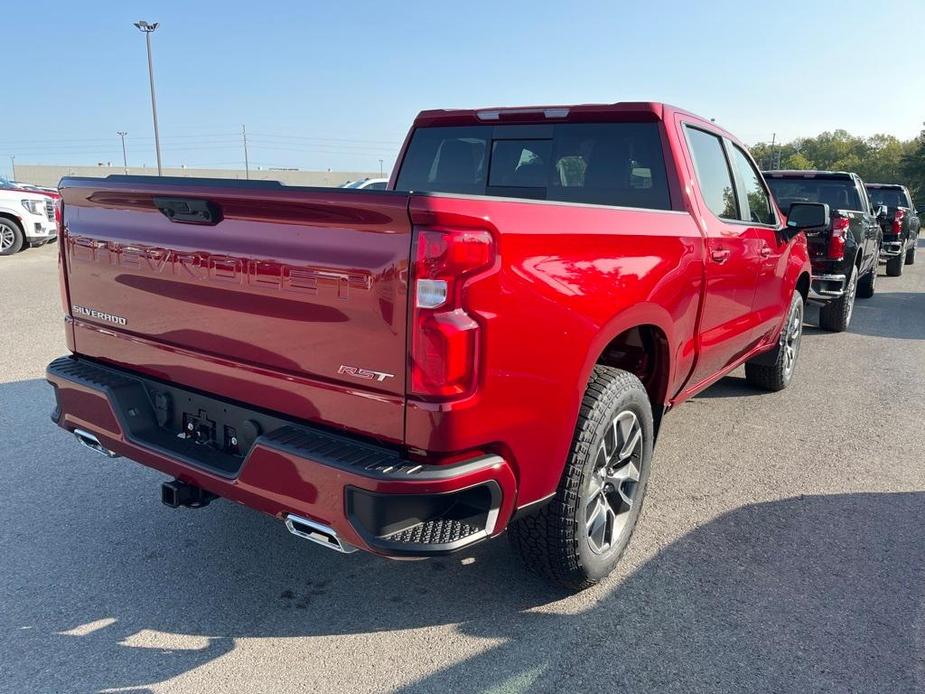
xmin=577 ymin=303 xmax=677 ymax=410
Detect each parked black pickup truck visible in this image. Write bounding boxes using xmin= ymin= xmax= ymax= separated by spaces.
xmin=865 ymin=183 xmax=920 ymax=276
xmin=764 ymin=170 xmax=882 ymax=332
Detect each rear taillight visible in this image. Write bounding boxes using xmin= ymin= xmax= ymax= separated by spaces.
xmin=828 ymin=215 xmax=849 ymax=260
xmin=892 ymin=208 xmax=905 ymax=236
xmin=410 ymin=227 xmax=494 ymax=399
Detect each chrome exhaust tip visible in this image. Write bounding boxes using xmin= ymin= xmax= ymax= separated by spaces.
xmin=73 ymin=428 xmax=119 ymax=458
xmin=284 ymin=514 xmax=356 ymax=554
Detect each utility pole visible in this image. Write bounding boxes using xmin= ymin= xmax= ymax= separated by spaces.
xmin=117 ymin=132 xmax=128 ymax=174
xmin=242 ymin=124 xmax=250 ymax=179
xmin=9 ymin=155 xmax=15 ymax=180
xmin=379 ymin=159 xmax=383 ymax=176
xmin=134 ymin=21 xmax=163 ymax=175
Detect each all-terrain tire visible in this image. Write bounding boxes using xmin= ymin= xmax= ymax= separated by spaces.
xmin=508 ymin=366 xmax=653 ymax=591
xmin=886 ymin=253 xmax=904 ymax=276
xmin=857 ymin=264 xmax=877 ymax=299
xmin=745 ymin=290 xmax=804 ymax=391
xmin=819 ymin=265 xmax=857 ymax=332
xmin=905 ymin=244 xmax=916 ymax=265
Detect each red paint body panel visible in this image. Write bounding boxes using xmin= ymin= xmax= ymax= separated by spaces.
xmin=60 ymin=181 xmax=412 ymax=443
xmin=52 ymin=101 xmax=810 ymax=542
xmin=70 ymin=319 xmax=405 ymax=443
xmin=403 ymin=195 xmax=703 ymax=505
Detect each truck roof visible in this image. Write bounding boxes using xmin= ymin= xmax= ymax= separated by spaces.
xmin=412 ymin=101 xmax=730 ymax=138
xmin=763 ymin=170 xmax=856 ymax=179
xmin=864 ymin=182 xmax=906 ymax=190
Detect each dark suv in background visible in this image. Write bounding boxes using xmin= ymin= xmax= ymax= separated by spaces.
xmin=865 ymin=183 xmax=920 ymax=275
xmin=764 ymin=170 xmax=882 ymax=332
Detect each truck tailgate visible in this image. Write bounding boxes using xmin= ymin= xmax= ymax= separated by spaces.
xmin=59 ymin=177 xmax=412 ymax=443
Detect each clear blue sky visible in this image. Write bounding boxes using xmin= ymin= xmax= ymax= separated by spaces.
xmin=4 ymin=0 xmax=923 ymax=175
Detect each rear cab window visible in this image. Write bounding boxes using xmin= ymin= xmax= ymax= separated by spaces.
xmin=764 ymin=173 xmax=864 ymax=213
xmin=395 ymin=122 xmax=672 ymax=210
xmin=866 ymin=186 xmax=911 ymax=209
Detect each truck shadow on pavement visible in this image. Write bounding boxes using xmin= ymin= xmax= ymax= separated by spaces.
xmin=694 ymin=275 xmax=924 ymax=399
xmin=803 ymin=278 xmax=925 ymax=341
xmin=395 ymin=490 xmax=925 ymax=694
xmin=841 ymin=289 xmax=925 ymax=340
xmin=1 ymin=378 xmax=922 ymax=692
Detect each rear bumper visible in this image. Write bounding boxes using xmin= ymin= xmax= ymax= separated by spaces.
xmin=880 ymin=240 xmax=905 ymax=257
xmin=809 ymin=273 xmax=846 ymax=301
xmin=47 ymin=355 xmax=517 ymax=557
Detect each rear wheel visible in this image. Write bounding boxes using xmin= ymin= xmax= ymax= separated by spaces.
xmin=745 ymin=290 xmax=803 ymax=391
xmin=508 ymin=366 xmax=653 ymax=591
xmin=819 ymin=265 xmax=857 ymax=332
xmin=857 ymin=262 xmax=877 ymax=299
xmin=905 ymin=243 xmax=916 ymax=265
xmin=886 ymin=253 xmax=904 ymax=276
xmin=0 ymin=218 xmax=24 ymax=256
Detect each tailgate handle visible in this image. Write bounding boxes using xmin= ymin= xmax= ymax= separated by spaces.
xmin=153 ymin=197 xmax=222 ymax=225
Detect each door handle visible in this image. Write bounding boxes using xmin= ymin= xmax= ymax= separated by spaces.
xmin=711 ymin=248 xmax=731 ymax=264
xmin=759 ymin=245 xmax=772 ymax=258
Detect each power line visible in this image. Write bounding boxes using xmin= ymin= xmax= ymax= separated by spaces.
xmin=0 ymin=132 xmax=244 ymax=147
xmin=0 ymin=131 xmax=401 ymax=147
xmin=249 ymin=141 xmax=398 ymax=154
xmin=4 ymin=127 xmax=399 ymax=172
xmin=250 ymin=132 xmax=404 ymax=146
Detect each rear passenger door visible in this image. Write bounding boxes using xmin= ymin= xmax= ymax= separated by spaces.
xmin=682 ymin=125 xmax=764 ymax=387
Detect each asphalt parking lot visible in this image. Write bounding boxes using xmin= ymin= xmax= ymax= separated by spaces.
xmin=1 ymin=241 xmax=923 ymax=694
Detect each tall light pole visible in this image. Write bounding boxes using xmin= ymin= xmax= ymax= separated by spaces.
xmin=134 ymin=21 xmax=162 ymax=175
xmin=242 ymin=124 xmax=250 ymax=179
xmin=117 ymin=131 xmax=128 ymax=174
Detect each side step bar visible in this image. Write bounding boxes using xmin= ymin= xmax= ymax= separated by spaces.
xmin=73 ymin=428 xmax=119 ymax=458
xmin=285 ymin=514 xmax=357 ymax=554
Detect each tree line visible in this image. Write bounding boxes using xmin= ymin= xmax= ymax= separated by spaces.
xmin=750 ymin=127 xmax=925 ymax=204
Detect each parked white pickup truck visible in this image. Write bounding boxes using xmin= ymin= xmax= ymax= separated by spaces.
xmin=0 ymin=178 xmax=58 ymax=255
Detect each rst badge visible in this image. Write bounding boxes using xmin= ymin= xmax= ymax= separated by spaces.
xmin=337 ymin=365 xmax=394 ymax=383
xmin=72 ymin=304 xmax=127 ymax=326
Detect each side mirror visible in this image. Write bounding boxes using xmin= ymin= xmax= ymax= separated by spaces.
xmin=783 ymin=202 xmax=830 ymax=239
xmin=875 ymin=204 xmax=889 ymax=218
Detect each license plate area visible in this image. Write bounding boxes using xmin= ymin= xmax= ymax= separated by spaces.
xmin=62 ymin=359 xmax=301 ymax=478
xmin=50 ymin=356 xmax=405 ymax=481
xmin=180 ymin=409 xmax=248 ymax=456
xmin=139 ymin=382 xmax=294 ymax=475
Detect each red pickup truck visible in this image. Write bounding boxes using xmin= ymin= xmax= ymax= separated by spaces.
xmin=47 ymin=102 xmax=825 ymax=589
